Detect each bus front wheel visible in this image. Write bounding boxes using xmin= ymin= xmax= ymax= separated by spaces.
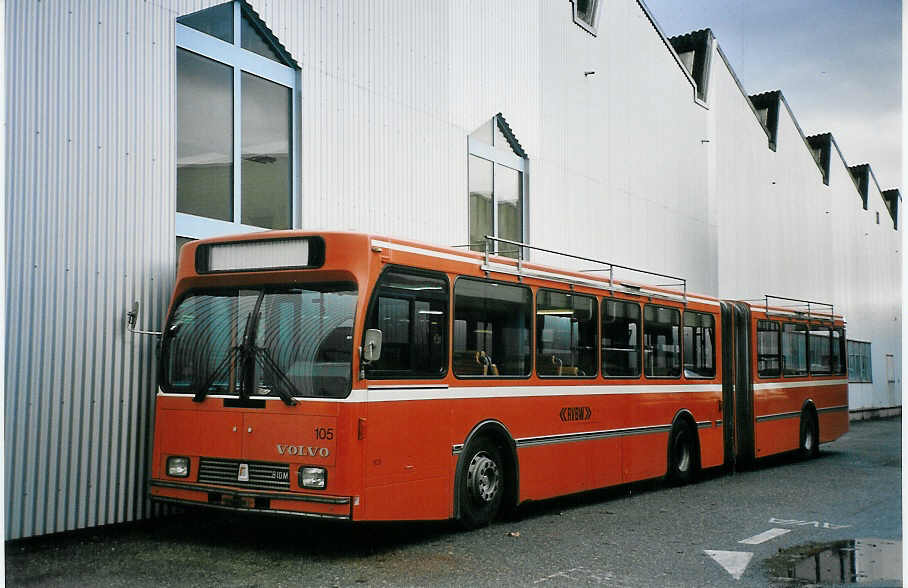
xmin=458 ymin=437 xmax=504 ymax=529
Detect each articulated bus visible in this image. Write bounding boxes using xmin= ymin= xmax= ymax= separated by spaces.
xmin=149 ymin=231 xmax=848 ymax=527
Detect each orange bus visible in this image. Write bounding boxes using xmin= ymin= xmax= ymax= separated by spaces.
xmin=149 ymin=231 xmax=848 ymax=527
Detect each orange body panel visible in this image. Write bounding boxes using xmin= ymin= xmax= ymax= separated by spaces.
xmin=149 ymin=231 xmax=848 ymax=522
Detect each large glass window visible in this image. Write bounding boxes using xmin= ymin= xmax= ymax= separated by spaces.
xmin=601 ymin=299 xmax=640 ymax=378
xmin=536 ymin=290 xmax=596 ymax=377
xmin=453 ymin=279 xmax=531 ymax=377
xmin=644 ymin=305 xmax=681 ymax=378
xmin=468 ymin=115 xmax=527 ymax=259
xmin=757 ymin=320 xmax=781 ymax=377
xmin=847 ymin=340 xmax=872 ymax=383
xmin=364 ymin=269 xmax=448 ymax=379
xmin=683 ymin=312 xmax=715 ymax=378
xmin=161 ymin=284 xmax=357 ymax=399
xmin=782 ymin=323 xmax=807 ymax=376
xmin=176 ymin=1 xmax=298 ymax=241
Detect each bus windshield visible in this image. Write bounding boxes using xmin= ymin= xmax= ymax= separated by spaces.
xmin=160 ymin=283 xmax=357 ymax=399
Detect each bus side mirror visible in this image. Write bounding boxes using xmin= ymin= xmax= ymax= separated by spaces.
xmin=363 ymin=329 xmax=383 ymax=363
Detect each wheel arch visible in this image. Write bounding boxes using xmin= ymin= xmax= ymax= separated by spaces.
xmin=453 ymin=420 xmax=519 ymax=520
xmin=667 ymin=409 xmax=702 ymax=474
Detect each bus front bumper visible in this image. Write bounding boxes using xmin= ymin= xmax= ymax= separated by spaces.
xmin=149 ymin=479 xmax=353 ymax=520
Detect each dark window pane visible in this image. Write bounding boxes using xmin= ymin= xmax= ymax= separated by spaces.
xmin=469 ymin=155 xmax=493 ymax=252
xmin=178 ymin=3 xmax=234 ymax=44
xmin=644 ymin=305 xmax=680 ymax=377
xmin=364 ymin=270 xmax=448 ymax=379
xmin=809 ymin=327 xmax=832 ymax=375
xmin=536 ymin=291 xmax=596 ymax=377
xmin=177 ymin=49 xmax=233 ymax=221
xmin=241 ymin=13 xmax=285 ymax=64
xmin=241 ymin=71 xmax=291 ymax=229
xmin=496 ymin=165 xmax=523 ymax=258
xmin=782 ymin=323 xmax=807 ymax=376
xmin=831 ymin=329 xmax=845 ymax=375
xmin=453 ymin=279 xmax=531 ymax=377
xmin=757 ymin=320 xmax=781 ymax=377
xmin=576 ymin=0 xmax=599 ymax=25
xmin=683 ymin=312 xmax=715 ymax=378
xmin=601 ymin=299 xmax=640 ymax=377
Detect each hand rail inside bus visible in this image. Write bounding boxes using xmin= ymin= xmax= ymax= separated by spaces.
xmin=479 ymin=235 xmax=688 ymax=303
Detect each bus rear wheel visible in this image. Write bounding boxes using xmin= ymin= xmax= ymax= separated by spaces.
xmin=667 ymin=421 xmax=697 ymax=485
xmin=799 ymin=411 xmax=819 ymax=459
xmin=458 ymin=437 xmax=504 ymax=529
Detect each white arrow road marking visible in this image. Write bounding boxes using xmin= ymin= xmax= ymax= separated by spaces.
xmin=739 ymin=528 xmax=791 ymax=544
xmin=704 ymin=550 xmax=753 ymax=580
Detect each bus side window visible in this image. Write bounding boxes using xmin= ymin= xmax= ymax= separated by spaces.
xmin=601 ymin=298 xmax=641 ymax=378
xmin=453 ymin=278 xmax=531 ymax=377
xmin=644 ymin=305 xmax=681 ymax=378
xmin=831 ymin=328 xmax=845 ymax=375
xmin=757 ymin=319 xmax=781 ymax=377
xmin=536 ymin=290 xmax=596 ymax=377
xmin=782 ymin=323 xmax=807 ymax=376
xmin=683 ymin=311 xmax=715 ymax=378
xmin=363 ymin=268 xmax=448 ymax=379
xmin=808 ymin=325 xmax=833 ymax=375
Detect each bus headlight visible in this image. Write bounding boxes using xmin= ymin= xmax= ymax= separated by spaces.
xmin=299 ymin=467 xmax=326 ymax=489
xmin=166 ymin=456 xmax=190 ymax=478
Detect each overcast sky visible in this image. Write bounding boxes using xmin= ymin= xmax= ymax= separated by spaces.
xmin=643 ymin=0 xmax=902 ymax=191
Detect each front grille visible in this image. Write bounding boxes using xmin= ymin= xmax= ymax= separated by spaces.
xmin=198 ymin=457 xmax=290 ymax=491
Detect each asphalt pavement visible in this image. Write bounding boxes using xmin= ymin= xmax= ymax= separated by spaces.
xmin=5 ymin=417 xmax=901 ymax=587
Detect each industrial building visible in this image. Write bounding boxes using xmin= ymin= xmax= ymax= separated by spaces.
xmin=5 ymin=0 xmax=900 ymax=539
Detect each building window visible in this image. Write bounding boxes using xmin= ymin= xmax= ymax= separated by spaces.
xmin=468 ymin=114 xmax=528 ymax=259
xmin=570 ymin=0 xmax=601 ymax=35
xmin=176 ymin=1 xmax=299 ymax=241
xmin=847 ymin=340 xmax=873 ymax=383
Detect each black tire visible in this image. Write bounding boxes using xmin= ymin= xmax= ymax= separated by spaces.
xmin=667 ymin=421 xmax=697 ymax=485
xmin=799 ymin=411 xmax=819 ymax=459
xmin=458 ymin=437 xmax=504 ymax=529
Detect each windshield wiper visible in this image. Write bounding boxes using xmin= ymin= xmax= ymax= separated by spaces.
xmin=192 ymin=302 xmax=259 ymax=403
xmin=253 ymin=349 xmax=299 ymax=406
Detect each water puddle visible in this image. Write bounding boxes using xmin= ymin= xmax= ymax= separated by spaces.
xmin=766 ymin=538 xmax=901 ymax=585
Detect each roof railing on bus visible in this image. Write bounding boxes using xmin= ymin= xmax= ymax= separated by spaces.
xmin=478 ymin=235 xmax=688 ymax=303
xmin=763 ymin=294 xmax=836 ymax=324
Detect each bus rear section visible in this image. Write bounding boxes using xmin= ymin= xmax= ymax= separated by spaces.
xmin=149 ymin=233 xmax=371 ymax=519
xmin=720 ymin=300 xmax=849 ymax=466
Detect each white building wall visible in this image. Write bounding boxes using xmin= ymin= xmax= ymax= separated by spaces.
xmin=707 ymin=43 xmax=901 ymax=415
xmin=4 ymin=0 xmax=899 ymax=540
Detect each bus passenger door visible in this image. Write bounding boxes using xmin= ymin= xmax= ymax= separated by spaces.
xmin=719 ymin=302 xmax=736 ymax=467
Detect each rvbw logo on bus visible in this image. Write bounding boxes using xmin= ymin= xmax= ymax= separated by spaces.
xmin=560 ymin=406 xmax=591 ymax=422
xmin=276 ymin=444 xmax=330 ymax=458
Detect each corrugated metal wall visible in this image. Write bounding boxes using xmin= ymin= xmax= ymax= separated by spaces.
xmin=5 ymin=0 xmax=177 ymax=539
xmin=4 ymin=0 xmax=900 ymax=540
